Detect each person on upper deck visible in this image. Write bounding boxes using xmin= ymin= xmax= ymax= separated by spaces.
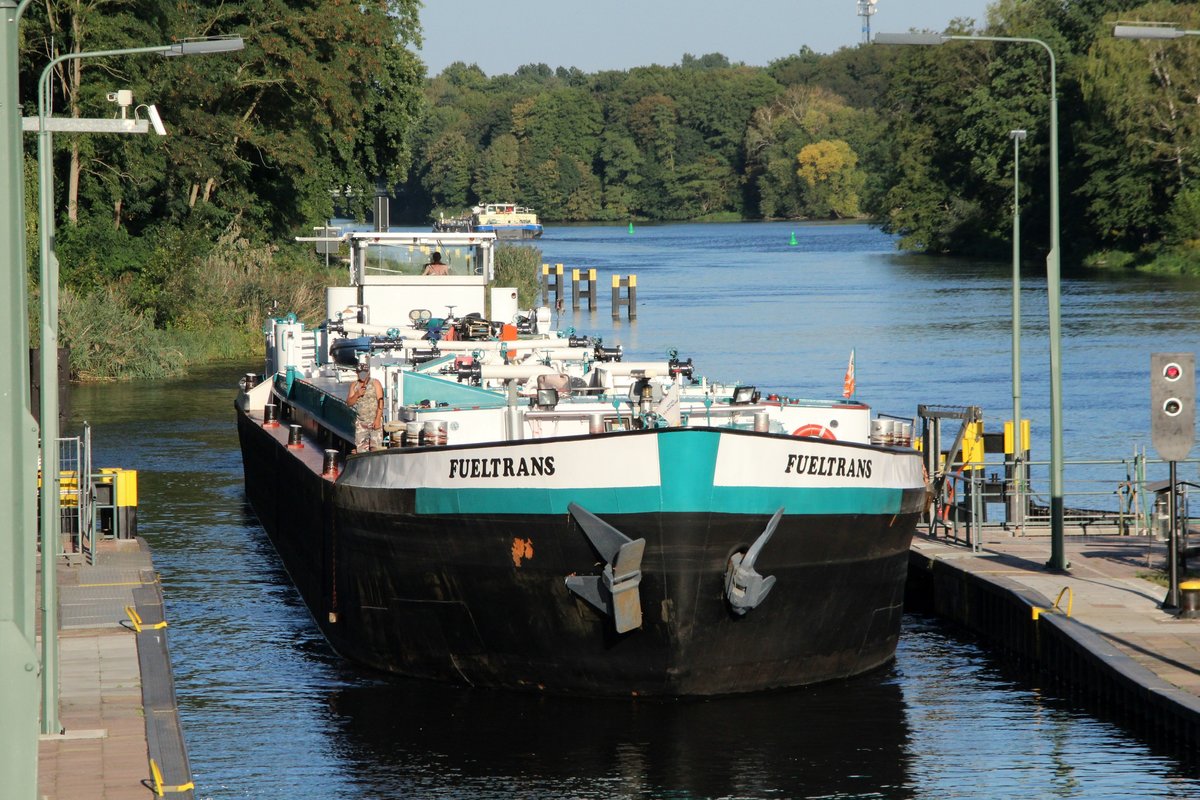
xmin=422 ymin=252 xmax=450 ymax=276
xmin=347 ymin=364 xmax=384 ymax=452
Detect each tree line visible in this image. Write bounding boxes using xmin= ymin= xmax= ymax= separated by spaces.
xmin=15 ymin=0 xmax=1200 ymax=376
xmin=399 ymin=0 xmax=1200 ymax=273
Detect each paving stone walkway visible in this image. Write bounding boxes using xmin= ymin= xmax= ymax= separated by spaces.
xmin=37 ymin=538 xmax=190 ymax=799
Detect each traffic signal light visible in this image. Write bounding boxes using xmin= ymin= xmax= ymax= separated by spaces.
xmin=1151 ymin=353 xmax=1195 ymax=461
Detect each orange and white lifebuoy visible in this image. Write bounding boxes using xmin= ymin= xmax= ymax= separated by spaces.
xmin=792 ymin=424 xmax=837 ymax=440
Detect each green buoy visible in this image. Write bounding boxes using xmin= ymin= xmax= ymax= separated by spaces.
xmin=628 ymin=221 xmax=635 ymax=234
xmin=789 ymin=231 xmax=797 ymax=246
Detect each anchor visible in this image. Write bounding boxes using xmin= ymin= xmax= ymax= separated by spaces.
xmin=724 ymin=507 xmax=784 ymax=615
xmin=564 ymin=502 xmax=646 ymax=634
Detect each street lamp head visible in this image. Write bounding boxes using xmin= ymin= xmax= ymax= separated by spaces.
xmin=135 ymin=104 xmax=167 ymax=136
xmin=1010 ymin=129 xmax=1027 ymax=141
xmin=163 ymin=35 xmax=245 ymax=57
xmin=873 ymin=32 xmax=949 ymax=46
xmin=1114 ymin=24 xmax=1185 ymax=40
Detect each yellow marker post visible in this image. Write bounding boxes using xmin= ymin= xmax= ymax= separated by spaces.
xmin=150 ymin=758 xmax=195 ymax=796
xmin=1003 ymin=419 xmax=1031 ymax=454
xmin=961 ymin=420 xmax=985 ymax=471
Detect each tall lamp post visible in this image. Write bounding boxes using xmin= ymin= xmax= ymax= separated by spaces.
xmin=34 ymin=35 xmax=243 ymax=737
xmin=874 ymin=31 xmax=1067 ymax=570
xmin=1010 ymin=128 xmax=1026 ymax=529
xmin=1114 ymin=23 xmax=1200 ymax=40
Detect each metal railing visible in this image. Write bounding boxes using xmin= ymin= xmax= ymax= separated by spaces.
xmin=53 ymin=423 xmax=94 ymax=564
xmin=928 ymin=448 xmax=1196 ymax=553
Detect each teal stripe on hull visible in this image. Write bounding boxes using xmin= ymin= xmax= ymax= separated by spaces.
xmin=657 ymin=429 xmax=718 ymax=511
xmin=414 ymin=485 xmax=904 ymax=516
xmin=415 ymin=486 xmax=663 ymax=515
xmin=412 ymin=429 xmax=908 ymax=515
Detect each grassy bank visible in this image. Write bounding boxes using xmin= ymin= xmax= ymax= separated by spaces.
xmin=51 ymin=231 xmax=545 ymax=382
xmin=53 ymin=225 xmax=333 ymax=381
xmin=1084 ymin=245 xmax=1200 ymax=277
xmin=491 ymin=244 xmax=543 ymax=309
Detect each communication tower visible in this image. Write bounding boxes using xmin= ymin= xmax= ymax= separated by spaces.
xmin=858 ymin=0 xmax=879 ymax=43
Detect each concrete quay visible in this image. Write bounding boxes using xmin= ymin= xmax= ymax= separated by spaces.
xmin=909 ymin=529 xmax=1200 ymax=747
xmin=37 ymin=538 xmax=193 ymax=799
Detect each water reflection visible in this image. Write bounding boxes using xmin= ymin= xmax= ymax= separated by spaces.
xmin=65 ymin=222 xmax=1200 ymax=799
xmin=326 ymin=671 xmax=913 ymax=799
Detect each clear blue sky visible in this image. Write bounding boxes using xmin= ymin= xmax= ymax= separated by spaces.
xmin=417 ymin=0 xmax=994 ymax=77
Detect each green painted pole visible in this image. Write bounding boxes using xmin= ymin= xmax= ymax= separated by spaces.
xmin=1045 ymin=47 xmax=1067 ymax=571
xmin=1010 ymin=129 xmax=1024 ymax=525
xmin=1011 ymin=132 xmax=1021 ymax=446
xmin=37 ymin=48 xmax=62 ymax=739
xmin=1 ymin=1 xmax=45 ymax=796
xmin=920 ymin=34 xmax=1068 ymax=569
xmin=33 ymin=41 xmax=216 ymax=736
xmin=950 ymin=35 xmax=1065 ymax=569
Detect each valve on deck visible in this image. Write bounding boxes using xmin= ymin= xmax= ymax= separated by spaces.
xmin=409 ymin=347 xmax=441 ymax=366
xmin=669 ymin=356 xmax=694 ymax=381
xmin=594 ymin=343 xmax=623 ymax=362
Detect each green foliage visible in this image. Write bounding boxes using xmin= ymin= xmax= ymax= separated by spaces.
xmin=407 ymin=56 xmax=784 ymax=223
xmin=1087 ymin=244 xmax=1200 ymax=276
xmin=23 ymin=0 xmax=1200 ymax=383
xmin=422 ymin=130 xmax=473 ymax=209
xmin=1164 ymin=186 xmax=1200 ymax=247
xmin=59 ymin=286 xmax=185 ymax=381
xmin=55 ymin=219 xmax=153 ymax=290
xmin=1078 ymin=2 xmax=1200 ymax=251
xmin=744 ymin=85 xmax=873 ymax=219
xmin=1146 ymin=247 xmax=1200 ymax=276
xmin=796 ymin=139 xmax=865 ymax=218
xmin=21 ymin=0 xmax=425 ymax=238
xmin=473 ymin=134 xmax=521 ymax=200
xmin=57 ymin=223 xmax=331 ymax=380
xmin=491 ymin=245 xmax=542 ymax=309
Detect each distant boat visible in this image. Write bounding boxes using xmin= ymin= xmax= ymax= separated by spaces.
xmin=434 ymin=202 xmax=543 ymax=239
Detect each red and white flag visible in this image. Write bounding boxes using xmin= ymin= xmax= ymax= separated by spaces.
xmin=842 ymin=349 xmax=856 ymax=398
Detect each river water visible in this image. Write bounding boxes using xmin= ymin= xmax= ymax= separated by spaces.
xmin=71 ymin=222 xmax=1200 ymax=798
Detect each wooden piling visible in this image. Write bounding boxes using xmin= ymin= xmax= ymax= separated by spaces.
xmin=542 ymin=263 xmax=565 ymax=309
xmin=611 ymin=274 xmax=637 ymax=319
xmin=572 ymin=268 xmax=597 ymax=311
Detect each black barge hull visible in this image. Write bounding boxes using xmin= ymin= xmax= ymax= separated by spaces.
xmin=237 ymin=405 xmax=924 ymax=696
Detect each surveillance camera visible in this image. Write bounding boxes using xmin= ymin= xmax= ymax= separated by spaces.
xmin=106 ymin=92 xmax=118 ymax=102
xmin=147 ymin=104 xmax=167 ymax=136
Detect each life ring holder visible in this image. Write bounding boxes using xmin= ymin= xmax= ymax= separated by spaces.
xmin=791 ymin=424 xmax=837 ymax=440
xmin=939 ymin=467 xmax=963 ymax=521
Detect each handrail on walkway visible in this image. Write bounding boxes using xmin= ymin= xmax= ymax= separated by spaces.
xmin=927 ymin=449 xmax=1197 ymax=553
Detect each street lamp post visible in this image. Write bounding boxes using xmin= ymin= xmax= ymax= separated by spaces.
xmin=34 ymin=35 xmax=243 ymax=736
xmin=1010 ymin=128 xmax=1026 ymax=529
xmin=874 ymin=31 xmax=1067 ymax=570
xmin=1114 ymin=23 xmax=1200 ymax=39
